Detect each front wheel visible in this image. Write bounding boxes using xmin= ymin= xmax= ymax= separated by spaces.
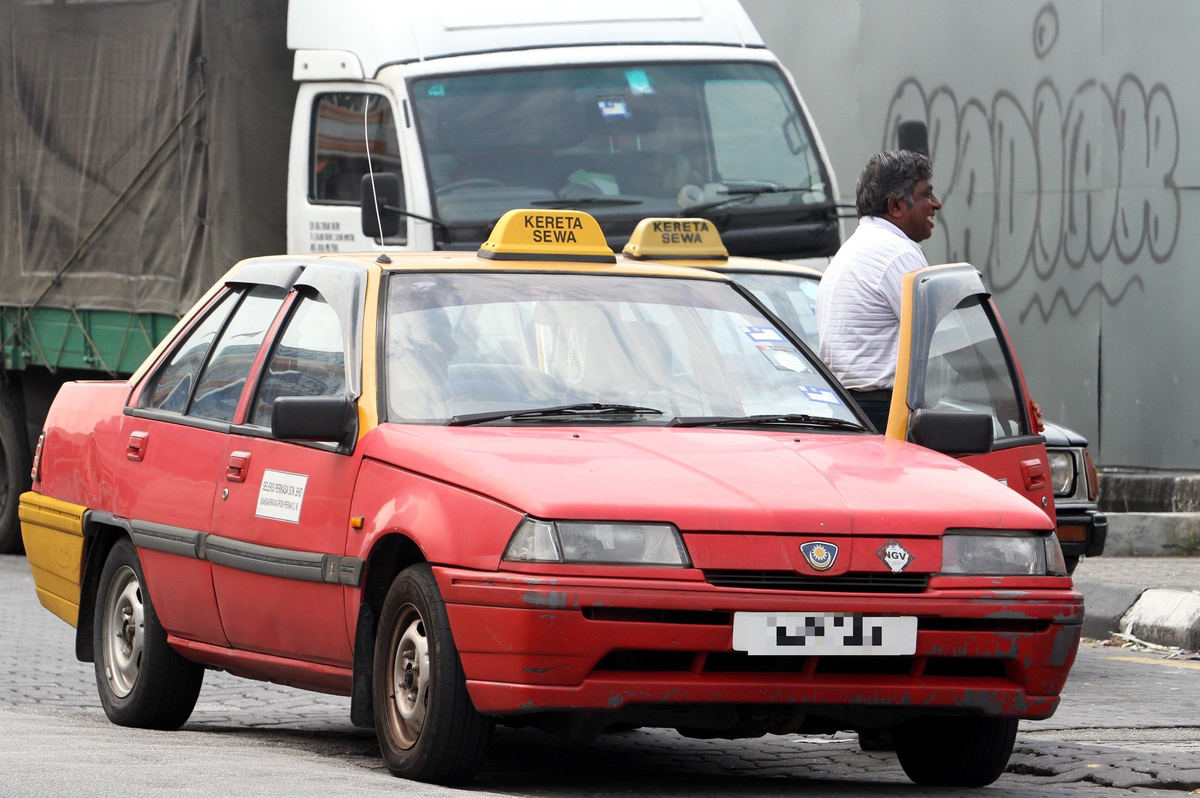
xmin=894 ymin=715 xmax=1018 ymax=787
xmin=93 ymin=538 xmax=204 ymax=729
xmin=373 ymin=564 xmax=493 ymax=784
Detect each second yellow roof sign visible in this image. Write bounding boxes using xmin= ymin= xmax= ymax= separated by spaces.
xmin=622 ymin=217 xmax=728 ymax=261
xmin=478 ymin=209 xmax=616 ymax=263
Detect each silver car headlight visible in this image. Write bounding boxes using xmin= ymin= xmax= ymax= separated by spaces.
xmin=503 ymin=518 xmax=691 ymax=566
xmin=1047 ymin=450 xmax=1076 ymax=497
xmin=942 ymin=530 xmax=1067 ymax=576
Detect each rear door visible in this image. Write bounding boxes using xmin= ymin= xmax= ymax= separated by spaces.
xmin=886 ymin=263 xmax=1055 ymax=517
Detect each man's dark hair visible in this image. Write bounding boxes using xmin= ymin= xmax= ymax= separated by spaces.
xmin=855 ymin=150 xmax=933 ymax=218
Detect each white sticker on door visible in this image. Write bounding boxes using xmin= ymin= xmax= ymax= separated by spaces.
xmin=256 ymin=469 xmax=309 ymax=524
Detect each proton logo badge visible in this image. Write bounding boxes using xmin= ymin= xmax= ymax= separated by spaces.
xmin=800 ymin=541 xmax=839 ymax=571
xmin=877 ymin=540 xmax=912 ymax=573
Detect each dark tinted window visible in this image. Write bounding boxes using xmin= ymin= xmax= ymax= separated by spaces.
xmin=190 ymin=287 xmax=287 ymax=422
xmin=147 ymin=293 xmax=236 ymax=413
xmin=251 ymin=295 xmax=346 ymax=428
xmin=310 ymin=93 xmax=406 ymax=231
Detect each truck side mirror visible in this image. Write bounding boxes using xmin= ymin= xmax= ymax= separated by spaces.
xmin=362 ymin=173 xmax=403 ymax=239
xmin=908 ymin=409 xmax=993 ymax=455
xmin=272 ymin=395 xmax=358 ymax=449
xmin=898 ymin=120 xmax=929 ymax=159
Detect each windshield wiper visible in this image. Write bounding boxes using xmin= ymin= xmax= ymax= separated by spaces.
xmin=447 ymin=403 xmax=664 ymax=426
xmin=678 ymin=186 xmax=816 ymax=216
xmin=530 ymin=197 xmax=644 ymax=208
xmin=668 ymin=413 xmax=866 ymax=431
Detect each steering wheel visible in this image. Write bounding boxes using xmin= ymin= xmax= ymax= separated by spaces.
xmin=436 ymin=178 xmax=507 ymax=194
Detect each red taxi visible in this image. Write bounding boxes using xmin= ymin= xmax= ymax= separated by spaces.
xmin=21 ymin=210 xmax=1081 ymax=787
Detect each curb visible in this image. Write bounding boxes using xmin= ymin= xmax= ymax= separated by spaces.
xmin=1103 ymin=513 xmax=1200 ymax=557
xmin=1075 ymin=578 xmax=1200 ymax=649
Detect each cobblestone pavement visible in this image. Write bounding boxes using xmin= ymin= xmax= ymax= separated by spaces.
xmin=3 ymin=555 xmax=1198 ymax=795
xmin=1073 ymin=557 xmax=1200 ymax=592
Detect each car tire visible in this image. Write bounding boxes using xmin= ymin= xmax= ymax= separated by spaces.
xmin=93 ymin=538 xmax=204 ymax=729
xmin=893 ymin=715 xmax=1018 ymax=787
xmin=1064 ymin=555 xmax=1080 ymax=576
xmin=373 ymin=563 xmax=493 ymax=784
xmin=0 ymin=385 xmax=31 ymax=554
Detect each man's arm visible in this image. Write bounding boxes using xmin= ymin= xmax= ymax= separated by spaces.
xmin=877 ymin=250 xmax=929 ymax=318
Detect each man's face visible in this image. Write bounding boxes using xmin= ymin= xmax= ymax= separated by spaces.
xmin=888 ymin=178 xmax=942 ymax=243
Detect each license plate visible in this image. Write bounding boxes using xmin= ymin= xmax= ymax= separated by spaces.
xmin=732 ymin=612 xmax=917 ymax=656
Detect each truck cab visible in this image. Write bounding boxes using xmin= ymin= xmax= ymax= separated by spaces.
xmin=285 ymin=0 xmax=840 ymax=260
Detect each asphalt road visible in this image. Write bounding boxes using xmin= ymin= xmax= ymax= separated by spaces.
xmin=3 ymin=554 xmax=1198 ymax=796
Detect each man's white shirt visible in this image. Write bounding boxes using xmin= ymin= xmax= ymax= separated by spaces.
xmin=815 ymin=216 xmax=930 ymax=390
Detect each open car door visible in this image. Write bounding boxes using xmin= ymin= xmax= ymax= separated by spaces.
xmin=885 ymin=263 xmax=1055 ymax=518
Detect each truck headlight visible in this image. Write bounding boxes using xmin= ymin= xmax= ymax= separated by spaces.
xmin=503 ymin=518 xmax=690 ymax=566
xmin=1047 ymin=450 xmax=1076 ymax=497
xmin=941 ymin=531 xmax=1067 ymax=576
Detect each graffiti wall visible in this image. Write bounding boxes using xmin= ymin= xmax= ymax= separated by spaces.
xmin=742 ymin=0 xmax=1200 ymax=469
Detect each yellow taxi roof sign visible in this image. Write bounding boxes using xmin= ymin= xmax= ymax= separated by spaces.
xmin=478 ymin=209 xmax=615 ymax=263
xmin=622 ymin=217 xmax=728 ymax=261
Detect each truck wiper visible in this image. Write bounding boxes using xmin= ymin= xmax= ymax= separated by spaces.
xmin=678 ymin=186 xmax=816 ymax=216
xmin=447 ymin=402 xmax=664 ymax=426
xmin=668 ymin=413 xmax=866 ymax=431
xmin=530 ymin=198 xmax=644 ymax=208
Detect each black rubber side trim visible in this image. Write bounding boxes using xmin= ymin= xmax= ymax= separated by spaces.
xmin=127 ymin=519 xmax=364 ymax=587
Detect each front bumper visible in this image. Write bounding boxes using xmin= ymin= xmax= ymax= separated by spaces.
xmin=1056 ymin=509 xmax=1107 ymax=558
xmin=435 ymin=567 xmax=1082 ymax=721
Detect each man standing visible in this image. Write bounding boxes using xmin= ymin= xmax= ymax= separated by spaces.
xmin=816 ymin=150 xmax=942 ymax=432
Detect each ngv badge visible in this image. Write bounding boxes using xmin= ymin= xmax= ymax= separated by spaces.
xmin=800 ymin=541 xmax=839 ymax=571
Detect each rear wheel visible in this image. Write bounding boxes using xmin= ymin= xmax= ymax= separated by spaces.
xmin=894 ymin=715 xmax=1018 ymax=787
xmin=1064 ymin=555 xmax=1080 ymax=575
xmin=93 ymin=538 xmax=204 ymax=729
xmin=373 ymin=564 xmax=492 ymax=784
xmin=0 ymin=385 xmax=30 ymax=554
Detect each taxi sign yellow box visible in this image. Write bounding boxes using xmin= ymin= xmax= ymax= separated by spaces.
xmin=479 ymin=209 xmax=615 ymax=263
xmin=623 ymin=217 xmax=728 ymax=260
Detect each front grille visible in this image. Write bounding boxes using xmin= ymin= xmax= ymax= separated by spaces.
xmin=704 ymin=570 xmax=928 ymax=593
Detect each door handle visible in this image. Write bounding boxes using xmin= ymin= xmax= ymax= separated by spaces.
xmin=226 ymin=451 xmax=251 ymax=483
xmin=126 ymin=431 xmax=149 ymax=462
xmin=1020 ymin=458 xmax=1047 ymax=490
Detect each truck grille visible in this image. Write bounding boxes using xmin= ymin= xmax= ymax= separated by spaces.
xmin=704 ymin=570 xmax=928 ymax=593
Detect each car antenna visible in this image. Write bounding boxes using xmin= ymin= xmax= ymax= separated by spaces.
xmin=363 ymin=96 xmax=389 ymax=258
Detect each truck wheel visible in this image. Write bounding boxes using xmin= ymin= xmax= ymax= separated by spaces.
xmin=0 ymin=385 xmax=31 ymax=554
xmin=93 ymin=538 xmax=204 ymax=729
xmin=894 ymin=715 xmax=1018 ymax=787
xmin=373 ymin=563 xmax=493 ymax=784
xmin=1064 ymin=556 xmax=1080 ymax=575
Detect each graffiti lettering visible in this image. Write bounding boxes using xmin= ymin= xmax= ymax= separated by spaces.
xmin=882 ymin=74 xmax=1179 ymax=322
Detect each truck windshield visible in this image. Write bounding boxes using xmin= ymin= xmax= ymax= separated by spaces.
xmin=410 ymin=63 xmax=829 ymax=245
xmin=384 ymin=272 xmax=859 ymax=426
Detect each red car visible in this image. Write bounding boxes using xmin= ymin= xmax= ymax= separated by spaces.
xmin=21 ymin=210 xmax=1080 ymax=787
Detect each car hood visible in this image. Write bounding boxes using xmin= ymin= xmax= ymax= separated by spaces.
xmin=362 ymin=425 xmax=1052 ymax=536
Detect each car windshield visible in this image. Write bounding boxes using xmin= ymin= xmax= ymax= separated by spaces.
xmin=384 ymin=272 xmax=859 ymax=426
xmin=731 ymin=271 xmax=821 ymax=350
xmin=410 ymin=62 xmax=829 ymax=242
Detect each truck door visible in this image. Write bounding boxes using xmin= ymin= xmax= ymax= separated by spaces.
xmin=207 ymin=262 xmax=368 ymax=667
xmin=290 ymin=84 xmax=418 ymax=254
xmin=885 ymin=263 xmax=1055 ymax=517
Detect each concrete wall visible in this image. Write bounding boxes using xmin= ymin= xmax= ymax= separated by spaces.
xmin=742 ymin=0 xmax=1197 ymax=469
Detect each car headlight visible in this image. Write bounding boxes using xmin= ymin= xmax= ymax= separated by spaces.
xmin=941 ymin=531 xmax=1067 ymax=576
xmin=503 ymin=518 xmax=691 ymax=566
xmin=1047 ymin=450 xmax=1076 ymax=497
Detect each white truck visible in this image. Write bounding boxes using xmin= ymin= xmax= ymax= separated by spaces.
xmin=0 ymin=0 xmax=844 ymax=554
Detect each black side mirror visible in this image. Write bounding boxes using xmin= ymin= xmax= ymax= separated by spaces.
xmin=362 ymin=173 xmax=402 ymax=239
xmin=273 ymin=396 xmax=357 ymax=448
xmin=908 ymin=409 xmax=993 ymax=455
xmin=898 ymin=120 xmax=930 ymax=158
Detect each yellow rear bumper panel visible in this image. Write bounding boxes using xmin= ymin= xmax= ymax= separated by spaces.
xmin=19 ymin=492 xmax=87 ymax=627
